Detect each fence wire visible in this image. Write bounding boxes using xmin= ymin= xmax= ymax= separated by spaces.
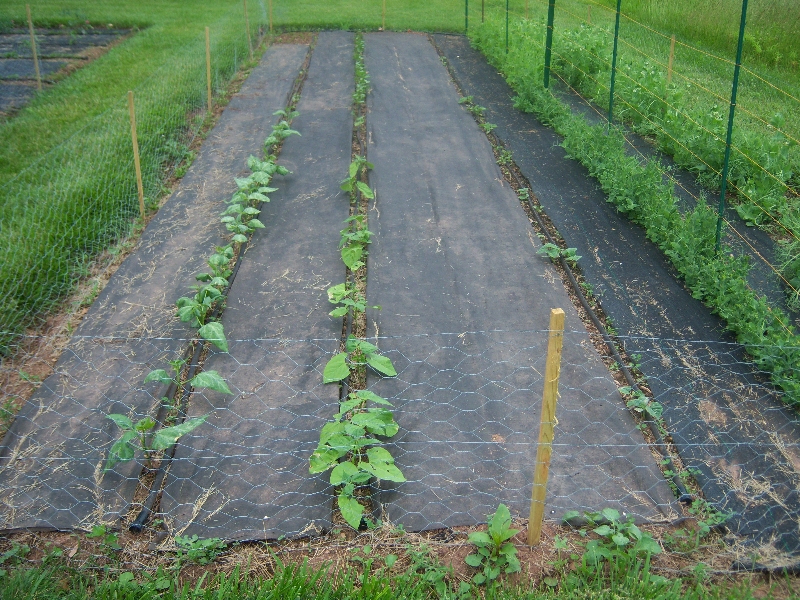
xmin=1 ymin=330 xmax=797 ymax=566
xmin=476 ymin=0 xmax=800 ymax=315
xmin=0 ymin=8 xmax=268 ymax=357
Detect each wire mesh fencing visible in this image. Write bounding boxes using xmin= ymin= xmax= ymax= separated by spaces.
xmin=0 ymin=7 xmax=269 ymax=358
xmin=473 ymin=0 xmax=800 ymax=315
xmin=1 ymin=330 xmax=797 ymax=566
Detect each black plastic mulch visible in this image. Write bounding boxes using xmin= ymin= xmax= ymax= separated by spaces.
xmin=363 ymin=32 xmax=676 ymax=533
xmin=159 ymin=32 xmax=356 ymax=542
xmin=0 ymin=43 xmax=309 ymax=533
xmin=432 ymin=34 xmax=800 ymax=559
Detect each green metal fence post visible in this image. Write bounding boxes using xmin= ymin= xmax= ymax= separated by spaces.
xmin=506 ymin=0 xmax=510 ymax=53
xmin=543 ymin=0 xmax=556 ymax=87
xmin=608 ymin=0 xmax=622 ymax=125
xmin=716 ymin=0 xmax=749 ymax=252
xmin=466 ymin=0 xmax=469 ymax=32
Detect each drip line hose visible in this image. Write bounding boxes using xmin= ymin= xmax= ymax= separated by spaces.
xmin=506 ymin=164 xmax=693 ymax=505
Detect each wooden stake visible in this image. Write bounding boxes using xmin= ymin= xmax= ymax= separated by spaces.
xmin=481 ymin=0 xmax=485 ymax=23
xmin=128 ymin=91 xmax=145 ymax=219
xmin=667 ymin=34 xmax=676 ymax=85
xmin=588 ymin=5 xmax=591 ymax=24
xmin=26 ymin=5 xmax=41 ymax=91
xmin=527 ymin=308 xmax=565 ymax=546
xmin=205 ymin=27 xmax=212 ymax=114
xmin=244 ymin=0 xmax=253 ymax=61
xmin=269 ymin=0 xmax=273 ymax=33
xmin=383 ymin=0 xmax=387 ymax=29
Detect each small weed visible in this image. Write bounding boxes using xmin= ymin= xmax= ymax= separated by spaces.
xmin=174 ymin=535 xmax=226 ymax=566
xmin=481 ymin=122 xmax=497 ymax=133
xmin=496 ymin=149 xmax=513 ymax=166
xmin=0 ymin=542 xmax=30 ymax=577
xmin=465 ymin=504 xmax=521 ymax=586
xmin=537 ymin=242 xmax=582 ymax=264
xmin=87 ymin=524 xmax=122 ymax=551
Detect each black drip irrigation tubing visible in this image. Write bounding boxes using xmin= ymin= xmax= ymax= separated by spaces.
xmin=128 ymin=43 xmax=315 ymax=534
xmin=426 ymin=34 xmax=694 ymax=508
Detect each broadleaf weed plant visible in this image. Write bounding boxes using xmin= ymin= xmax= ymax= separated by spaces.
xmin=465 ymin=504 xmax=521 ymax=586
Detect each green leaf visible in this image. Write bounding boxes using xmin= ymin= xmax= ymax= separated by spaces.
xmin=338 ymin=493 xmax=364 ymax=529
xmin=330 ymin=461 xmax=360 ymax=486
xmin=190 ymin=370 xmax=232 ymax=395
xmin=323 ymin=353 xmax=350 ymax=383
xmin=106 ymin=414 xmax=134 ymax=431
xmin=232 ymin=234 xmax=248 ymax=244
xmin=601 ymin=508 xmax=621 ymax=523
xmin=329 ymin=307 xmax=349 ymax=318
xmin=365 ymin=447 xmax=406 ymax=482
xmin=612 ymin=532 xmax=630 ymax=546
xmin=354 ymin=390 xmax=392 ymax=406
xmin=309 ymin=446 xmax=341 ymax=474
xmin=562 ymin=510 xmax=581 ymax=523
xmin=355 ymin=181 xmax=375 ymax=199
xmin=247 ymin=219 xmax=265 ymax=229
xmin=593 ymin=525 xmax=613 ymax=537
xmin=134 ymin=417 xmax=156 ymax=432
xmin=366 ymin=353 xmax=397 ymax=377
xmin=468 ymin=531 xmax=492 ymax=547
xmin=105 ymin=430 xmax=138 ymax=470
xmin=198 ymin=322 xmax=228 ymax=352
xmin=151 ymin=415 xmax=208 ymax=451
xmin=341 ymin=245 xmax=363 ymax=270
xmin=144 ymin=369 xmax=173 ymax=385
xmin=465 ymin=553 xmax=483 ymax=567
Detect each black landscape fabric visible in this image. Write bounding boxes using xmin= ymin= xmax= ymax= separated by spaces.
xmin=432 ymin=34 xmax=800 ymax=556
xmin=0 ymin=43 xmax=308 ymax=533
xmin=363 ymin=32 xmax=676 ymax=532
xmin=160 ymin=32 xmax=356 ymax=541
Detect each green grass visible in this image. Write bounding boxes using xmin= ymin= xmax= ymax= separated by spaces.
xmin=0 ymin=1 xmax=265 ymax=350
xmin=0 ymin=552 xmax=796 ymax=600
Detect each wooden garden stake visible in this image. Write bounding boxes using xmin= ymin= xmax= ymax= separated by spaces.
xmin=205 ymin=27 xmax=212 ymax=114
xmin=127 ymin=91 xmax=145 ymax=219
xmin=667 ymin=34 xmax=676 ymax=85
xmin=587 ymin=5 xmax=591 ymax=24
xmin=269 ymin=0 xmax=273 ymax=33
xmin=527 ymin=308 xmax=564 ymax=546
xmin=244 ymin=0 xmax=253 ymax=61
xmin=26 ymin=5 xmax=42 ymax=91
xmin=382 ymin=0 xmax=386 ymax=30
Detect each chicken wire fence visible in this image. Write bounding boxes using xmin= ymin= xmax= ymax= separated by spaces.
xmin=0 ymin=5 xmax=270 ymax=356
xmin=1 ymin=329 xmax=798 ymax=566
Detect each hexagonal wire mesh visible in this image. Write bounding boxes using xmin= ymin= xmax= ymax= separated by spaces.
xmin=0 ymin=329 xmax=798 ymax=565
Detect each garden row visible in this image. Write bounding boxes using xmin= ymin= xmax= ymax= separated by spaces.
xmin=470 ymin=19 xmax=800 ymax=408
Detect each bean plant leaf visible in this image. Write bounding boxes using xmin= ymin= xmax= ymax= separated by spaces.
xmin=354 ymin=390 xmax=392 ymax=406
xmin=364 ymin=447 xmax=406 ymax=482
xmin=309 ymin=446 xmax=341 ymax=474
xmin=198 ymin=322 xmax=229 ymax=352
xmin=330 ymin=460 xmax=360 ymax=486
xmin=106 ymin=414 xmax=134 ymax=431
xmin=151 ymin=415 xmax=208 ymax=451
xmin=355 ymin=181 xmax=374 ymax=199
xmin=366 ymin=354 xmax=397 ymax=377
xmin=144 ymin=370 xmax=173 ymax=386
xmin=329 ymin=306 xmax=349 ymax=318
xmin=105 ymin=430 xmax=138 ymax=470
xmin=338 ymin=493 xmax=364 ymax=530
xmin=323 ymin=353 xmax=350 ymax=383
xmin=341 ymin=246 xmax=363 ymax=270
xmin=465 ymin=553 xmax=483 ymax=568
xmin=189 ymin=370 xmax=232 ymax=395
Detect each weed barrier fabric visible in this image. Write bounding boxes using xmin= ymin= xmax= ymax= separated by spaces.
xmin=432 ymin=35 xmax=800 ymax=556
xmin=363 ymin=33 xmax=676 ymax=532
xmin=160 ymin=32 xmax=356 ymax=542
xmin=0 ymin=82 xmax=35 ymax=113
xmin=0 ymin=43 xmax=308 ymax=533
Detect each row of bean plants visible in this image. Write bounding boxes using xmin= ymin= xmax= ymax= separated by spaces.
xmin=104 ymin=112 xmax=300 ymax=471
xmin=310 ymin=34 xmax=405 ymax=530
xmin=470 ymin=22 xmax=800 ymax=408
